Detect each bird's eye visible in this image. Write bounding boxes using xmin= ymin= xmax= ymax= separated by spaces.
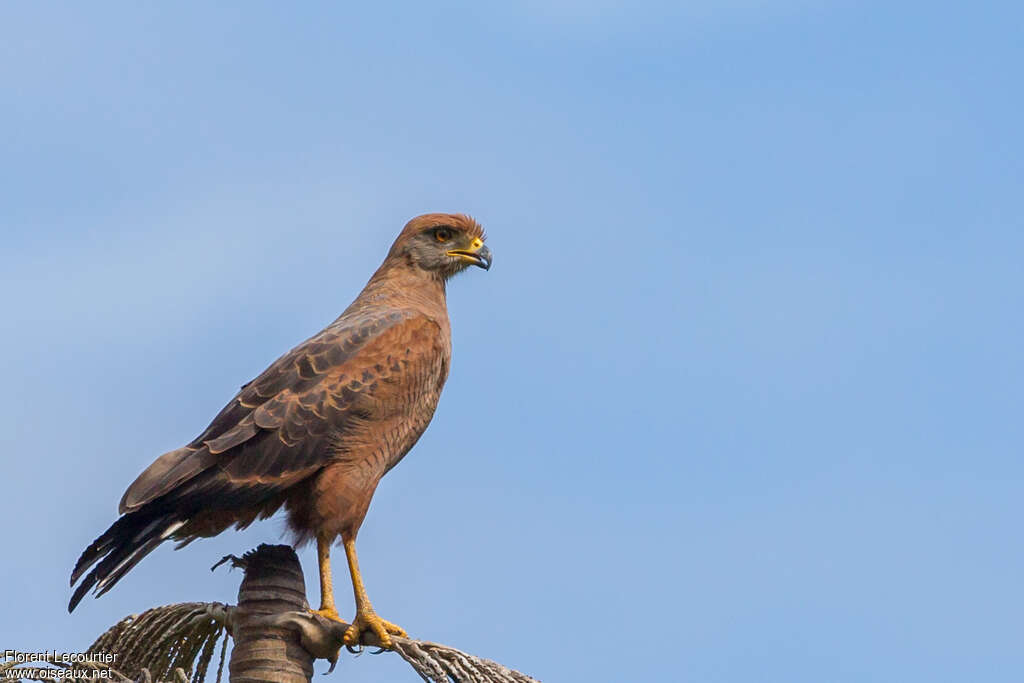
xmin=434 ymin=228 xmax=453 ymax=242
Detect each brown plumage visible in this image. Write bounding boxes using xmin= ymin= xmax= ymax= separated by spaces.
xmin=70 ymin=213 xmax=492 ymax=646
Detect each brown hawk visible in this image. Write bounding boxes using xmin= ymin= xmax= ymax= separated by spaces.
xmin=69 ymin=213 xmax=492 ymax=647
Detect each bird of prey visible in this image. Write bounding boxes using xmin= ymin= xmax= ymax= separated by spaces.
xmin=69 ymin=213 xmax=492 ymax=647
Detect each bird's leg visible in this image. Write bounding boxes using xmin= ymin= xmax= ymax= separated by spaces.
xmin=310 ymin=534 xmax=344 ymax=622
xmin=341 ymin=535 xmax=407 ymax=648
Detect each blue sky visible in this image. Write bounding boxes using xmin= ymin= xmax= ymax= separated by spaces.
xmin=2 ymin=2 xmax=1022 ymax=681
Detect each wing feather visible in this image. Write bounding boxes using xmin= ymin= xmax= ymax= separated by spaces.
xmin=118 ymin=310 xmax=440 ymax=514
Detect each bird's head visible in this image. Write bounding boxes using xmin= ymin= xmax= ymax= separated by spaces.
xmin=388 ymin=213 xmax=492 ymax=279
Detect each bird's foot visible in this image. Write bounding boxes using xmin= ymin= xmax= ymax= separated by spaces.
xmin=309 ymin=605 xmax=344 ymax=623
xmin=343 ymin=610 xmax=406 ymax=649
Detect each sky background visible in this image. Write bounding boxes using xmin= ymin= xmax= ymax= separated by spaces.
xmin=1 ymin=2 xmax=1022 ymax=682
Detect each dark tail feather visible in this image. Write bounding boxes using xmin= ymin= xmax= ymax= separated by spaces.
xmin=69 ymin=512 xmax=185 ymax=612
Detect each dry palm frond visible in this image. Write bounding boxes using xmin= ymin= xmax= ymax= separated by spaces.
xmin=88 ymin=602 xmax=229 ymax=683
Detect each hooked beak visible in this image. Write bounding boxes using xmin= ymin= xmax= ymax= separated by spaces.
xmin=447 ymin=241 xmax=492 ymax=270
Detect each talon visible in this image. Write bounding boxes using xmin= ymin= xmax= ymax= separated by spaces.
xmin=310 ymin=606 xmax=344 ymax=623
xmin=343 ymin=611 xmax=406 ymax=648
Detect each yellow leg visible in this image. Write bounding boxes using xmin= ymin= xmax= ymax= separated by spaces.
xmin=342 ymin=536 xmax=407 ymax=648
xmin=310 ymin=535 xmax=343 ymax=622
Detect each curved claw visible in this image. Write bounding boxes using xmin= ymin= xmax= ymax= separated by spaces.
xmin=343 ymin=611 xmax=406 ymax=649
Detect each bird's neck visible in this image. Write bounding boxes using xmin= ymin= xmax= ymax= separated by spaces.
xmin=355 ymin=261 xmax=448 ymax=315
